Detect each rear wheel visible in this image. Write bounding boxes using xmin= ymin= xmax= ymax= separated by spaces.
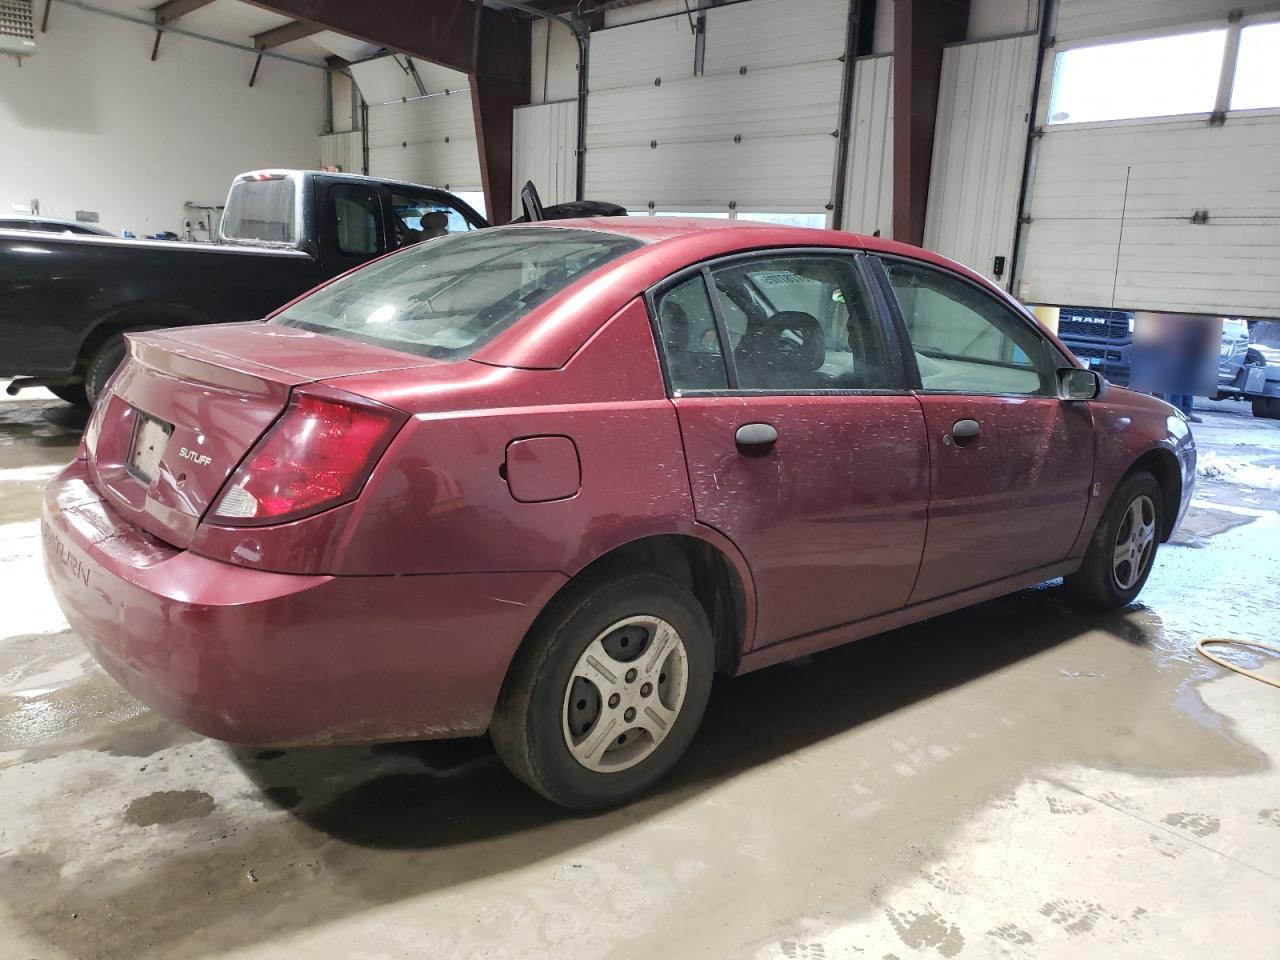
xmin=490 ymin=573 xmax=714 ymax=809
xmin=84 ymin=334 xmax=127 ymax=407
xmin=1064 ymin=472 xmax=1163 ymax=611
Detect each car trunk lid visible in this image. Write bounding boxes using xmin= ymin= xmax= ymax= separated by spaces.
xmin=86 ymin=323 xmax=433 ymax=548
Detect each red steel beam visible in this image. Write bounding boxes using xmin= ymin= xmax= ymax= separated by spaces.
xmin=892 ymin=0 xmax=970 ymax=245
xmin=241 ymin=0 xmax=529 ymax=84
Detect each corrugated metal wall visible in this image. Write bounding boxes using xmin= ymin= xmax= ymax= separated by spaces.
xmin=1018 ymin=117 xmax=1280 ymax=316
xmin=512 ymin=100 xmax=579 ymax=218
xmin=350 ymin=55 xmax=482 ymax=193
xmin=585 ymin=0 xmax=850 ymax=213
xmin=842 ymin=55 xmax=894 ymax=237
xmin=318 ymin=131 xmax=362 ymax=175
xmin=924 ymin=34 xmax=1038 ymax=288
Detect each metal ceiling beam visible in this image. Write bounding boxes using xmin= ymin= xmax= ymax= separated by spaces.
xmin=241 ymin=0 xmax=528 ymax=83
xmin=253 ymin=19 xmax=322 ymax=49
xmin=152 ymin=0 xmax=215 ymax=25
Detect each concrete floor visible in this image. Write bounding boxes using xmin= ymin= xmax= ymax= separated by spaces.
xmin=1 ymin=387 xmax=1277 ymax=960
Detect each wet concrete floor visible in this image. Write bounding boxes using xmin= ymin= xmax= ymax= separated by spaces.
xmin=0 ymin=389 xmax=1277 ymax=959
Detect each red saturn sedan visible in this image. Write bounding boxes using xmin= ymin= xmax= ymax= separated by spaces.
xmin=43 ymin=219 xmax=1194 ymax=808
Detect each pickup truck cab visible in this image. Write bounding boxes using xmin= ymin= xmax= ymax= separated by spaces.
xmin=0 ymin=170 xmax=487 ymax=406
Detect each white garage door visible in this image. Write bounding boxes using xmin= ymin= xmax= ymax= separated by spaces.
xmin=585 ymin=0 xmax=850 ymax=217
xmin=842 ymin=54 xmax=894 ymax=238
xmin=350 ymin=55 xmax=482 ymax=194
xmin=512 ymin=100 xmax=579 ymax=219
xmin=924 ymin=34 xmax=1038 ymax=289
xmin=1017 ymin=2 xmax=1280 ymax=317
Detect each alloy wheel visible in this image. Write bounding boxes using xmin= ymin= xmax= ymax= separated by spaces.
xmin=1112 ymin=494 xmax=1157 ymax=590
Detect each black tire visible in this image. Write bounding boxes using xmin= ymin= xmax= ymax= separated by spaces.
xmin=48 ymin=384 xmax=89 ymax=408
xmin=84 ymin=334 xmax=127 ymax=407
xmin=1063 ymin=472 xmax=1163 ymax=611
xmin=1252 ymin=397 xmax=1280 ymax=420
xmin=1245 ymin=348 xmax=1266 ymax=368
xmin=490 ymin=572 xmax=715 ymax=810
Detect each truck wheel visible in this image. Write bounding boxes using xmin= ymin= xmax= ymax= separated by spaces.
xmin=1064 ymin=472 xmax=1163 ymax=611
xmin=490 ymin=572 xmax=714 ymax=810
xmin=84 ymin=334 xmax=127 ymax=407
xmin=1252 ymin=397 xmax=1280 ymax=420
xmin=48 ymin=384 xmax=89 ymax=408
xmin=1245 ymin=348 xmax=1266 ymax=368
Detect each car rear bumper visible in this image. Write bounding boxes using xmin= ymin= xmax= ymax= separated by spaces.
xmin=42 ymin=459 xmax=566 ymax=745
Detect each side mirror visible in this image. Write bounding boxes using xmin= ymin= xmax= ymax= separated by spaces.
xmin=1057 ymin=367 xmax=1102 ymax=401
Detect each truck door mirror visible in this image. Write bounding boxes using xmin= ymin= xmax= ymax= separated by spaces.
xmin=1058 ymin=367 xmax=1102 ymax=401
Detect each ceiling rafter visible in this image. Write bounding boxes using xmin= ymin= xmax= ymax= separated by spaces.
xmin=252 ymin=19 xmax=321 ymax=50
xmin=152 ymin=0 xmax=216 ymax=26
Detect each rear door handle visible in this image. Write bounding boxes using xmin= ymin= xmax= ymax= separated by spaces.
xmin=735 ymin=423 xmax=778 ymax=447
xmin=951 ymin=419 xmax=981 ymax=441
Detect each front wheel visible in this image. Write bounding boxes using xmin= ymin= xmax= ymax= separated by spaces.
xmin=1064 ymin=472 xmax=1163 ymax=611
xmin=490 ymin=573 xmax=715 ymax=809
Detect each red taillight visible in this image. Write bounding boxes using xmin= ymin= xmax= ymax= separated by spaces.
xmin=210 ymin=392 xmax=402 ymax=526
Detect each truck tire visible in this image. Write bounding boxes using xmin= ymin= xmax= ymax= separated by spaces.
xmin=84 ymin=334 xmax=127 ymax=407
xmin=48 ymin=384 xmax=90 ymax=408
xmin=1252 ymin=397 xmax=1280 ymax=420
xmin=1063 ymin=472 xmax=1163 ymax=611
xmin=1245 ymin=348 xmax=1266 ymax=368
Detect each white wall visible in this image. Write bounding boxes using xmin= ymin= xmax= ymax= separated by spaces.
xmin=0 ymin=2 xmax=324 ymax=237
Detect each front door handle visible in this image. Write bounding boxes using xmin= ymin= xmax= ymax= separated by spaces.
xmin=735 ymin=423 xmax=778 ymax=447
xmin=951 ymin=419 xmax=981 ymax=441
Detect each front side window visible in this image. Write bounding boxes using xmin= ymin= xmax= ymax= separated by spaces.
xmin=275 ymin=227 xmax=642 ymax=361
xmin=712 ymin=255 xmax=895 ymax=391
xmin=1047 ymin=29 xmax=1226 ymax=125
xmin=880 ymin=258 xmax=1055 ymax=396
xmin=390 ymin=192 xmax=478 ymax=249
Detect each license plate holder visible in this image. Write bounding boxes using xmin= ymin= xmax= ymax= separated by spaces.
xmin=128 ymin=411 xmax=173 ymax=483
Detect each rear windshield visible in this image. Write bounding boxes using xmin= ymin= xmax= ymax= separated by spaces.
xmin=274 ymin=227 xmax=643 ymax=361
xmin=222 ymin=177 xmax=297 ymax=245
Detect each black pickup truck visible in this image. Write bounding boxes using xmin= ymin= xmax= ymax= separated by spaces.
xmin=1 ymin=170 xmax=621 ymax=407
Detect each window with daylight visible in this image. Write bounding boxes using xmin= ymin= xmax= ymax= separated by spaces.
xmin=1231 ymin=22 xmax=1280 ymax=111
xmin=1047 ymin=29 xmax=1227 ymax=124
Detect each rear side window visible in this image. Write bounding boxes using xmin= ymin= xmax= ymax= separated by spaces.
xmin=222 ymin=177 xmax=297 ymax=245
xmin=275 ymin=227 xmax=643 ymax=361
xmin=332 ymin=185 xmax=384 ymax=255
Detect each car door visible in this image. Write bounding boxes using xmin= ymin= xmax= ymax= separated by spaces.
xmin=651 ymin=251 xmax=930 ymax=648
xmin=872 ymin=255 xmax=1096 ymax=603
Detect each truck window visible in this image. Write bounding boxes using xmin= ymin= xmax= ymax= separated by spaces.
xmin=389 ymin=192 xmax=477 ymax=249
xmin=332 ymin=185 xmax=384 ymax=256
xmin=222 ymin=177 xmax=296 ymax=245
